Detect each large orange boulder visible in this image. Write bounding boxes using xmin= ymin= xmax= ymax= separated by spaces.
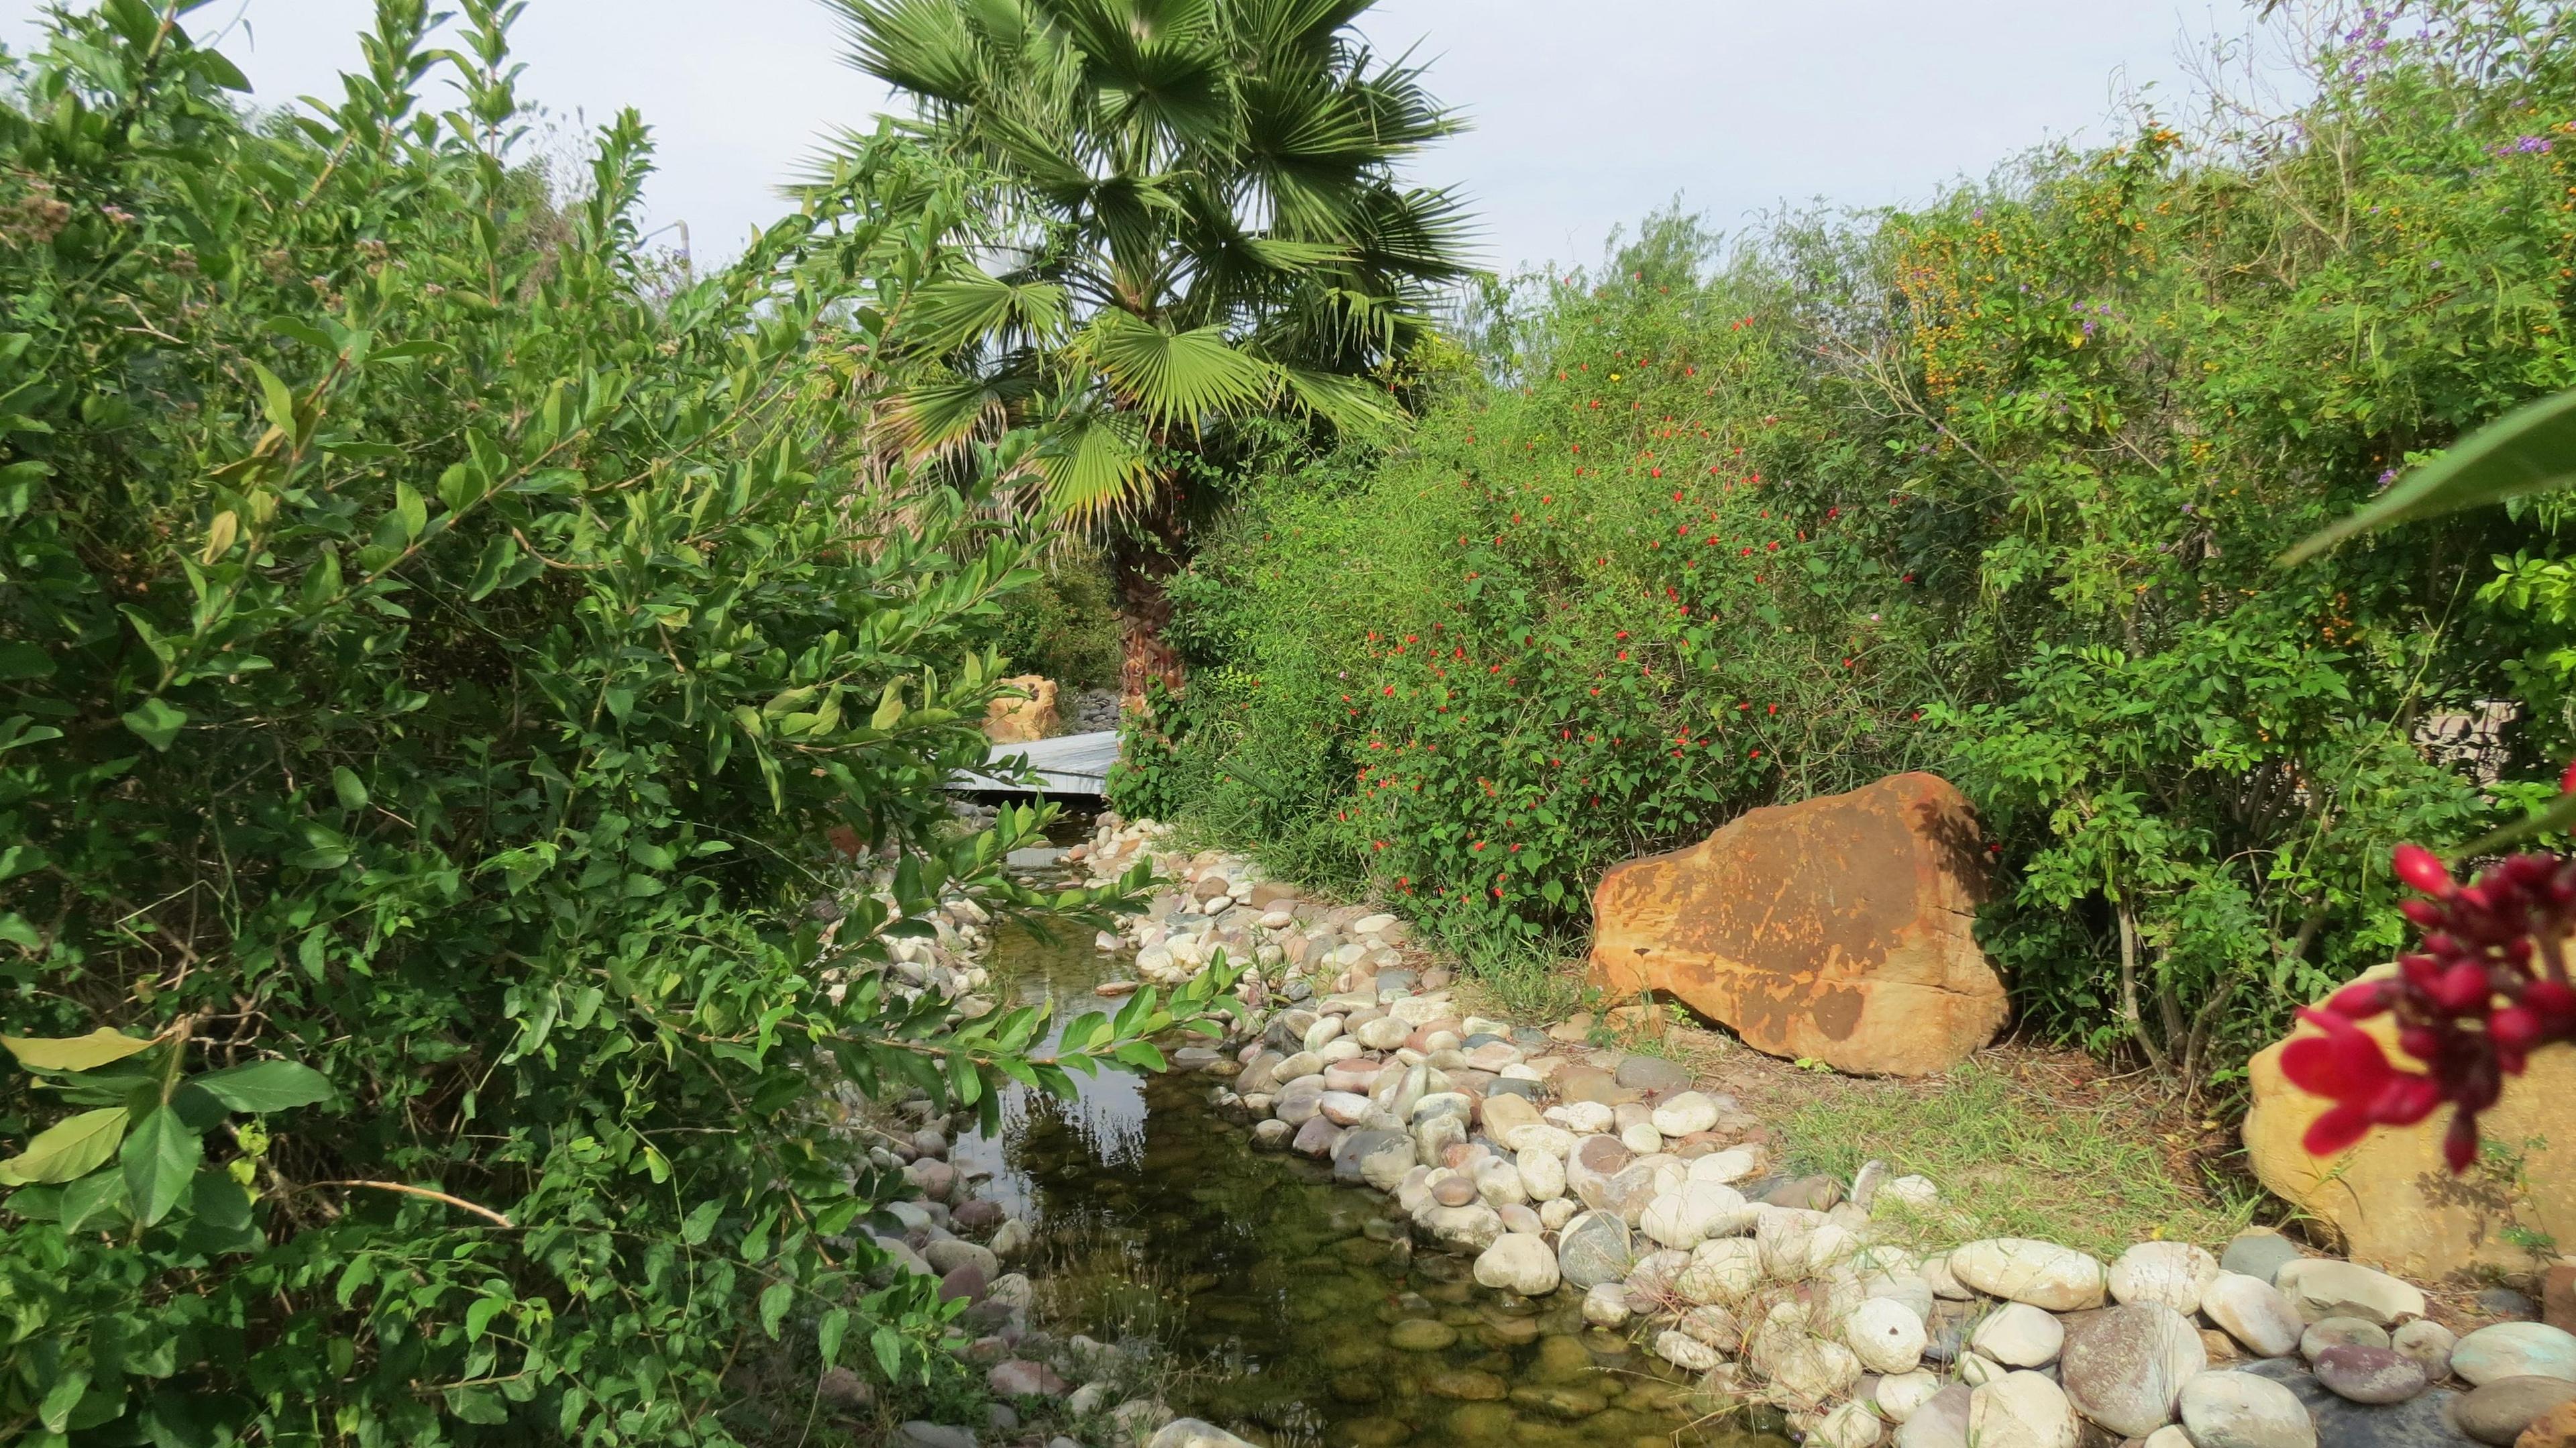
xmin=2243 ymin=965 xmax=2575 ymax=1283
xmin=1587 ymin=772 xmax=2007 ymax=1076
xmin=982 ymin=675 xmax=1059 ymax=743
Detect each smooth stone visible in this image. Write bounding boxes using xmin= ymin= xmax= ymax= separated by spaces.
xmin=2306 ymin=1318 xmax=2393 ymax=1360
xmin=2457 ymin=1378 xmax=2576 ymax=1445
xmin=1881 ymin=1370 xmax=1945 ymax=1423
xmin=1640 ymin=1182 xmax=1749 ymax=1251
xmin=1657 ymin=1328 xmax=1725 ymax=1373
xmin=1951 ymin=1239 xmax=2110 ymax=1310
xmin=1291 ymin=1115 xmax=1342 ymax=1157
xmin=1652 ymin=1090 xmax=1721 ymax=1137
xmin=986 ymin=1360 xmax=1068 ymax=1398
xmin=1146 ymin=1420 xmax=1259 ymax=1448
xmin=2180 ymin=1370 xmax=2318 ymax=1448
xmin=899 ymin=1425 xmax=977 ymax=1448
xmin=1476 ymin=1234 xmax=1562 ymax=1295
xmin=1433 ymin=1173 xmax=1480 ymax=1207
xmin=1389 ymin=1318 xmax=1460 ymax=1351
xmin=1423 ymin=1368 xmax=1508 ymax=1401
xmin=1518 ymin=1146 xmax=1566 ymax=1202
xmin=1970 ymin=1369 xmax=2082 ymax=1448
xmin=2312 ymin=1345 xmax=2430 ymax=1404
xmin=2114 ymin=1243 xmax=2223 ymax=1316
xmin=1851 ymin=1296 xmax=1931 ymax=1374
xmin=1556 ymin=1210 xmax=1634 ymax=1290
xmin=2239 ymin=1357 xmax=2473 ymax=1448
xmin=1584 ymin=1281 xmax=1633 ymax=1327
xmin=2452 ymin=1324 xmax=2576 ymax=1386
xmin=1319 ymin=1090 xmax=1373 ymax=1126
xmin=1975 ymin=1302 xmax=2068 ymax=1368
xmin=2393 ymin=1321 xmax=2457 ymax=1377
xmin=2207 ymin=1272 xmax=2308 ymax=1358
xmin=2277 ymin=1259 xmax=2428 ymax=1328
xmin=2058 ymin=1302 xmax=2208 ymax=1436
xmin=1678 ymin=1237 xmax=1764 ymax=1303
xmin=2222 ymin=1231 xmax=2306 ymax=1286
xmin=1899 ymin=1384 xmax=1974 ymax=1448
xmin=1615 ymin=1055 xmax=1693 ymax=1093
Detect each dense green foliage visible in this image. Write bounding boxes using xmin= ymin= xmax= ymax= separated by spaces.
xmin=0 ymin=4 xmax=1232 ymax=1442
xmin=989 ymin=551 xmax=1121 ymax=690
xmin=834 ymin=0 xmax=1474 ymax=696
xmin=1149 ymin=1 xmax=2576 ymax=1078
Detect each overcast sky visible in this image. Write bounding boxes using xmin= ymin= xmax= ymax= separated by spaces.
xmin=4 ymin=0 xmax=2259 ymax=273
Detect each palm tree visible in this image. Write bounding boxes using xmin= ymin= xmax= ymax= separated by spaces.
xmin=826 ymin=0 xmax=1476 ymax=706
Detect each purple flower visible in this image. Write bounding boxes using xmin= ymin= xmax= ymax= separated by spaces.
xmin=2081 ymin=319 xmax=2097 ymax=338
xmin=2379 ymin=468 xmax=2400 ymax=487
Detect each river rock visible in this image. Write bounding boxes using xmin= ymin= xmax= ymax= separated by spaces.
xmin=1558 ymin=1210 xmax=1633 ymax=1289
xmin=1144 ymin=1420 xmax=1259 ymax=1448
xmin=924 ymin=1239 xmax=999 ymax=1280
xmin=1851 ymin=1296 xmax=1932 ymax=1374
xmin=2454 ymin=1325 xmax=2576 ymax=1387
xmin=2115 ymin=1243 xmax=2223 ymax=1315
xmin=1389 ymin=1318 xmax=1458 ymax=1351
xmin=2312 ymin=1345 xmax=2430 ymax=1404
xmin=987 ymin=1360 xmax=1067 ymax=1398
xmin=2273 ymin=1259 xmax=2428 ymax=1328
xmin=1658 ymin=1329 xmax=1726 ymax=1374
xmin=1250 ymin=1118 xmax=1291 ymax=1150
xmin=2306 ymin=1318 xmax=2391 ymax=1359
xmin=1970 ymin=1369 xmax=2082 ymax=1448
xmin=1950 ymin=1239 xmax=2110 ymax=1310
xmin=1680 ymin=1237 xmax=1766 ymax=1303
xmin=1334 ymin=1129 xmax=1417 ymax=1190
xmin=1653 ymin=1090 xmax=1721 ymax=1137
xmin=1693 ymin=1146 xmax=1764 ymax=1184
xmin=1291 ymin=1115 xmax=1342 ymax=1157
xmin=1881 ymin=1370 xmax=1945 ymax=1422
xmin=2393 ymin=1321 xmax=2457 ymax=1377
xmin=1318 ymin=1090 xmax=1372 ymax=1127
xmin=1900 ymin=1384 xmax=1974 ymax=1448
xmin=1517 ymin=1146 xmax=1566 ymax=1202
xmin=1754 ymin=1307 xmax=1865 ymax=1402
xmin=1585 ymin=1280 xmax=1634 ymax=1327
xmin=2222 ymin=1230 xmax=2306 ymax=1286
xmin=2061 ymin=1302 xmax=2208 ymax=1436
xmin=1476 ymin=1234 xmax=1562 ymax=1296
xmin=2208 ymin=1273 xmax=2306 ymax=1358
xmin=2242 ymin=968 xmax=2574 ymax=1282
xmin=2180 ymin=1370 xmax=2318 ymax=1448
xmin=1587 ymin=772 xmax=2006 ymax=1076
xmin=1642 ymin=1182 xmax=1750 ymax=1250
xmin=1420 ymin=1203 xmax=1506 ymax=1251
xmin=1975 ymin=1302 xmax=2067 ymax=1368
xmin=2459 ymin=1378 xmax=2576 ymax=1445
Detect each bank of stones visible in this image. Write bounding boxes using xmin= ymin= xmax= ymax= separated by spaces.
xmin=1072 ymin=816 xmax=2576 ymax=1448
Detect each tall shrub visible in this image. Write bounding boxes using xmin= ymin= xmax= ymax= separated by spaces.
xmin=0 ymin=4 xmax=1218 ymax=1441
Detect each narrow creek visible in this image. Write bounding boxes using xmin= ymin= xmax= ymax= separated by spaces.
xmin=953 ymin=852 xmax=1795 ymax=1448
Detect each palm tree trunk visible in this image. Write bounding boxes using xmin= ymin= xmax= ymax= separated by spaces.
xmin=1109 ymin=498 xmax=1188 ymax=713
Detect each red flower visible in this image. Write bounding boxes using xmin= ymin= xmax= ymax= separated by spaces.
xmin=2279 ymin=1009 xmax=2442 ymax=1157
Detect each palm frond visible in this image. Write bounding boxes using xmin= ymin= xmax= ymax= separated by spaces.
xmin=828 ymin=0 xmax=988 ymax=103
xmin=1279 ymin=364 xmax=1399 ymax=430
xmin=1079 ymin=311 xmax=1279 ymax=428
xmin=879 ymin=373 xmax=1011 ymax=458
xmin=896 ymin=271 xmax=1073 ymax=354
xmin=1033 ymin=410 xmax=1159 ymax=523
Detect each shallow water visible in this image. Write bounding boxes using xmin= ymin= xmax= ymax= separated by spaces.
xmin=957 ymin=908 xmax=1793 ymax=1448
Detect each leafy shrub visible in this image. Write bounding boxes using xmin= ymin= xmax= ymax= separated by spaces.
xmin=0 ymin=4 xmax=1224 ymax=1442
xmin=1159 ymin=0 xmax=2576 ymax=1077
xmin=987 ymin=551 xmax=1121 ymax=691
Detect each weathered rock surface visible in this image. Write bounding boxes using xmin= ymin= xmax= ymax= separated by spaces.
xmin=1949 ymin=1239 xmax=2110 ymax=1310
xmin=2243 ymin=966 xmax=2573 ymax=1282
xmin=2060 ymin=1302 xmax=2206 ymax=1437
xmin=982 ymin=674 xmax=1059 ymax=743
xmin=1587 ymin=772 xmax=2007 ymax=1076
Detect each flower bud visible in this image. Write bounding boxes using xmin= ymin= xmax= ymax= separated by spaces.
xmin=2489 ymin=1006 xmax=2542 ymax=1051
xmin=2393 ymin=843 xmax=2454 ymax=897
xmin=2326 ymin=980 xmax=2390 ymax=1019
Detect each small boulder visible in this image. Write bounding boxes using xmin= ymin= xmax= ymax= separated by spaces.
xmin=2178 ymin=1369 xmax=2318 ymax=1448
xmin=2310 ymin=1344 xmax=2428 ymax=1405
xmin=1949 ymin=1239 xmax=2110 ymax=1310
xmin=2275 ymin=1259 xmax=2428 ymax=1328
xmin=2114 ymin=1243 xmax=2223 ymax=1316
xmin=2205 ymin=1273 xmax=2305 ymax=1359
xmin=1969 ymin=1369 xmax=2082 ymax=1448
xmin=2059 ymin=1301 xmax=2206 ymax=1437
xmin=1475 ymin=1234 xmax=1562 ymax=1296
xmin=2459 ymin=1378 xmax=2576 ymax=1446
xmin=1973 ymin=1302 xmax=2066 ymax=1369
xmin=2454 ymin=1325 xmax=2576 ymax=1388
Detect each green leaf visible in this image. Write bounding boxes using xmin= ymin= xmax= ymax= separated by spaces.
xmin=757 ymin=1280 xmax=793 ymax=1339
xmin=121 ymin=1106 xmax=203 ymax=1226
xmin=817 ymin=1306 xmax=849 ymax=1366
xmin=2282 ymin=387 xmax=2576 ymax=564
xmin=3 ymin=1029 xmax=154 ymax=1072
xmin=191 ymin=1059 xmax=332 ymax=1113
xmin=250 ymin=362 xmax=297 ymax=436
xmin=0 ymin=1107 xmax=130 ymax=1186
xmin=38 ymin=1367 xmax=89 ymax=1434
xmin=120 ymin=697 xmax=188 ymax=752
xmin=331 ymin=766 xmax=368 ymax=811
xmin=680 ymin=1198 xmax=721 ymax=1245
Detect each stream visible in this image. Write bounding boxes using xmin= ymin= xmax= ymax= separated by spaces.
xmin=952 ymin=855 xmax=1794 ymax=1448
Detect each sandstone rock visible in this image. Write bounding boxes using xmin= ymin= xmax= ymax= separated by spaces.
xmin=2059 ymin=1302 xmax=2209 ymax=1437
xmin=2460 ymin=1379 xmax=2576 ymax=1446
xmin=1587 ymin=772 xmax=2006 ymax=1076
xmin=2179 ymin=1370 xmax=2317 ymax=1448
xmin=982 ymin=676 xmax=1059 ymax=742
xmin=2275 ymin=1259 xmax=2428 ymax=1328
xmin=2513 ymin=1397 xmax=2576 ymax=1448
xmin=1970 ymin=1369 xmax=2082 ymax=1448
xmin=1475 ymin=1234 xmax=1562 ymax=1296
xmin=2114 ymin=1243 xmax=2222 ymax=1316
xmin=2453 ymin=1325 xmax=2576 ymax=1387
xmin=2243 ymin=966 xmax=2574 ymax=1282
xmin=1949 ymin=1239 xmax=2110 ymax=1310
xmin=2206 ymin=1273 xmax=2305 ymax=1358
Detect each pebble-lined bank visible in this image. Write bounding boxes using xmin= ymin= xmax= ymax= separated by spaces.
xmin=1051 ymin=817 xmax=2576 ymax=1448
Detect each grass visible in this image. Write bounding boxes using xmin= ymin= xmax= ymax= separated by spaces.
xmin=1775 ymin=1062 xmax=2261 ymax=1260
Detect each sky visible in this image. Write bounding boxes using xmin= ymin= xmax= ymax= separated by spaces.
xmin=1 ymin=0 xmax=2258 ymax=274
